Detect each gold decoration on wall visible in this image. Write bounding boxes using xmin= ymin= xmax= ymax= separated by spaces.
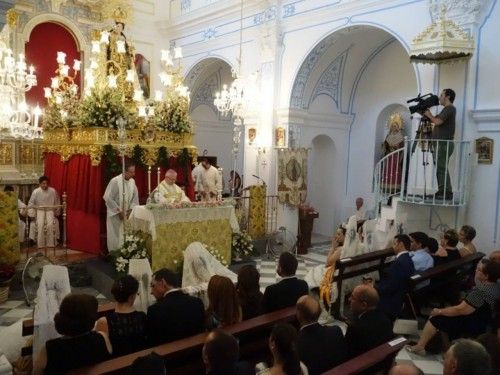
xmin=0 ymin=143 xmax=13 ymax=165
xmin=101 ymin=1 xmax=133 ymax=24
xmin=43 ymin=128 xmax=197 ymax=166
xmin=277 ymin=148 xmax=308 ymax=206
xmin=6 ymin=9 xmax=18 ymax=28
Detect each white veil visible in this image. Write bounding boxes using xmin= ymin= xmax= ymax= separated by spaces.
xmin=182 ymin=242 xmax=237 ymax=288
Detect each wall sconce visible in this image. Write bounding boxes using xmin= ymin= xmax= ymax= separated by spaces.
xmin=248 ymin=127 xmax=256 ymax=145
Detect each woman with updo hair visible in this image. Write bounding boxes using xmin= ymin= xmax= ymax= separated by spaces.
xmin=257 ymin=323 xmax=308 ymax=375
xmin=33 ymin=294 xmax=111 ymax=374
xmin=95 ymin=275 xmax=147 ymax=356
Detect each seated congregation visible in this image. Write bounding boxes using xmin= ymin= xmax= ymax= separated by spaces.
xmin=27 ymin=223 xmax=500 ymax=375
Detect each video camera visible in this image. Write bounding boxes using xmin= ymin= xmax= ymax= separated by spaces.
xmin=407 ymin=93 xmax=439 ymax=114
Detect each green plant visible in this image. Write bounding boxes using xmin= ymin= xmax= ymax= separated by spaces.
xmin=109 ymin=231 xmax=150 ymax=274
xmin=153 ymin=98 xmax=193 ymax=134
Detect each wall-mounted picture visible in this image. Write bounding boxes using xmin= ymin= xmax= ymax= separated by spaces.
xmin=476 ymin=137 xmax=493 ymax=164
xmin=135 ymin=53 xmax=150 ymax=98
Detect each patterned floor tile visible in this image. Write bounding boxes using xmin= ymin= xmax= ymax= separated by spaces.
xmin=1 ymin=308 xmax=33 ymax=319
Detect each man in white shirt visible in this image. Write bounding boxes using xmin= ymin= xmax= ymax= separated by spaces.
xmin=103 ymin=163 xmax=139 ymax=251
xmin=152 ymin=169 xmax=190 ymax=204
xmin=28 ymin=176 xmax=60 ymax=248
xmin=200 ymin=158 xmax=222 ymax=201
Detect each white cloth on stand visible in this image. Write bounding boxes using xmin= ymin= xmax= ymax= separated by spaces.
xmin=33 ymin=265 xmax=71 ymax=358
xmin=103 ymin=174 xmax=139 ymax=251
xmin=182 ymin=242 xmax=237 ymax=288
xmin=128 ymin=259 xmax=155 ymax=313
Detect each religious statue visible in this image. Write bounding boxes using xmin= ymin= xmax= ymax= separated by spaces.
xmin=381 ymin=113 xmax=405 ymax=189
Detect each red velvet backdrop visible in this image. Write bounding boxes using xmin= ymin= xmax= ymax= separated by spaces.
xmin=44 ymin=153 xmax=194 ymax=254
xmin=25 ymin=22 xmax=81 ymax=108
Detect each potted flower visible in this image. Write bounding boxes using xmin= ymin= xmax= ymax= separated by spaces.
xmin=231 ymin=232 xmax=254 ymax=261
xmin=109 ymin=231 xmax=150 ymax=274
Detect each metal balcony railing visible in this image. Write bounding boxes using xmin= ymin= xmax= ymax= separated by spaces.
xmin=374 ymin=138 xmax=472 ymax=211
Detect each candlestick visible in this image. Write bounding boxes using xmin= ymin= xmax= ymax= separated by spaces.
xmin=148 ymin=166 xmax=151 ymax=195
xmin=157 ymin=167 xmax=160 ymax=187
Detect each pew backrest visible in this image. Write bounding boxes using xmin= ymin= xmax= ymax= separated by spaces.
xmin=322 ymin=337 xmax=409 ymax=375
xmin=69 ymin=306 xmax=297 ymax=375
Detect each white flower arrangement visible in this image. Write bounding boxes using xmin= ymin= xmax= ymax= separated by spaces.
xmin=202 ymin=243 xmax=228 ymax=267
xmin=232 ymin=232 xmax=254 ymax=258
xmin=110 ymin=231 xmax=149 ymax=273
xmin=146 ymin=200 xmax=232 ymax=210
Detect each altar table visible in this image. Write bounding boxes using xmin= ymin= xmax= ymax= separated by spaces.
xmin=129 ymin=204 xmax=239 ymax=271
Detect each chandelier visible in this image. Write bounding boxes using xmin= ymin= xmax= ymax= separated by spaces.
xmin=0 ymin=38 xmax=42 ymax=139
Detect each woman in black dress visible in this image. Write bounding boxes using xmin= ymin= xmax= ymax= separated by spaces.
xmin=95 ymin=275 xmax=147 ymax=356
xmin=236 ymin=265 xmax=264 ymax=320
xmin=408 ymin=258 xmax=500 ymax=355
xmin=33 ymin=294 xmax=112 ymax=374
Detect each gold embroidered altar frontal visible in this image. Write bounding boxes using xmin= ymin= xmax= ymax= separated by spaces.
xmin=129 ymin=205 xmax=239 ymax=271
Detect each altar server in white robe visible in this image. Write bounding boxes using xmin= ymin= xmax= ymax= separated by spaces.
xmin=153 ymin=169 xmax=191 ymax=204
xmin=200 ymin=158 xmax=222 ymax=201
xmin=28 ymin=176 xmax=61 ymax=248
xmin=103 ymin=163 xmax=139 ymax=251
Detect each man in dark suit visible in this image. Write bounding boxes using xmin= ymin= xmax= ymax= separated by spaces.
xmin=146 ymin=268 xmax=205 ymax=346
xmin=263 ymin=252 xmax=309 ymax=312
xmin=296 ymin=295 xmax=346 ymax=375
xmin=345 ymin=285 xmax=394 ymax=359
xmin=202 ymin=329 xmax=254 ymax=375
xmin=374 ymin=234 xmax=416 ymax=321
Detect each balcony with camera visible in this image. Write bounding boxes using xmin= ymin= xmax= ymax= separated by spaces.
xmin=374 ymin=137 xmax=472 ymax=209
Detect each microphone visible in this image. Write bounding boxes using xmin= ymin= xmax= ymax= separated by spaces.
xmin=252 ymin=174 xmax=266 ymax=185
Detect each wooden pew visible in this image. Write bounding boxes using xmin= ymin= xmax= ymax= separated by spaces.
xmin=406 ymin=252 xmax=485 ymax=318
xmin=21 ymin=302 xmax=116 ymax=356
xmin=330 ymin=248 xmax=394 ymax=318
xmin=322 ymin=337 xmax=409 ymax=375
xmin=69 ymin=306 xmax=297 ymax=375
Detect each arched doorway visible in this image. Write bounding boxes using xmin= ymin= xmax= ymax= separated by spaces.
xmin=309 ymin=134 xmax=336 ymax=236
xmin=185 ymin=58 xmax=244 ymax=191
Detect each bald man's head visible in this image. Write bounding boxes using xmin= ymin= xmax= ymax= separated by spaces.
xmin=490 ymin=251 xmax=500 ymax=263
xmin=349 ymin=285 xmax=379 ymax=315
xmin=389 ymin=364 xmax=424 ymax=375
xmin=296 ymin=295 xmax=321 ymax=326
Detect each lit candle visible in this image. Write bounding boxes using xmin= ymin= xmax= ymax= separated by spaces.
xmin=163 ymin=73 xmax=172 ymax=86
xmin=138 ymin=105 xmax=147 ymax=117
xmin=73 ymin=59 xmax=81 ymax=71
xmin=51 ymin=77 xmax=59 ymax=89
xmin=44 ymin=87 xmax=52 ymax=98
xmin=56 ymin=51 xmax=66 ymax=64
xmin=133 ymin=89 xmax=143 ymax=102
xmin=29 ymin=65 xmax=35 ymax=75
xmin=60 ymin=65 xmax=70 ymax=77
xmin=55 ymin=95 xmax=62 ymax=105
xmin=108 ymin=74 xmax=117 ymax=88
xmin=160 ymin=50 xmax=170 ymax=62
xmin=116 ymin=40 xmax=126 ymax=54
xmin=90 ymin=58 xmax=98 ymax=70
xmin=100 ymin=31 xmax=110 ymax=44
xmin=157 ymin=167 xmax=160 ymax=187
xmin=126 ymin=69 xmax=135 ymax=82
xmin=174 ymin=47 xmax=183 ymax=59
xmin=91 ymin=41 xmax=100 ymax=54
xmin=148 ymin=166 xmax=151 ymax=195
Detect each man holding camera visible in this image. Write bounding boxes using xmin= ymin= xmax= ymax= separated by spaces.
xmin=424 ymin=89 xmax=456 ymax=200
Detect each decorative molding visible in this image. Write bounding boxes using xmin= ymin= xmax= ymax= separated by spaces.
xmin=190 ymin=69 xmax=220 ymax=115
xmin=470 ymin=109 xmax=500 ymax=132
xmin=429 ymin=0 xmax=486 ymax=26
xmin=309 ymin=50 xmax=347 ymax=109
xmin=283 ymin=3 xmax=296 ymax=18
xmin=253 ymin=6 xmax=277 ymax=26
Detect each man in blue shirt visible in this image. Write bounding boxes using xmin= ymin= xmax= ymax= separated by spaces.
xmin=409 ymin=232 xmax=434 ymax=272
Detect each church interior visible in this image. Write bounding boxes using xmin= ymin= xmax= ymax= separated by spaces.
xmin=0 ymin=0 xmax=499 ymax=374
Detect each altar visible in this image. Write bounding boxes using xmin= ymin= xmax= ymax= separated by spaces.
xmin=129 ymin=203 xmax=239 ymax=271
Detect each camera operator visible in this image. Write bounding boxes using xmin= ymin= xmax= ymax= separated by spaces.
xmin=423 ymin=89 xmax=456 ymax=200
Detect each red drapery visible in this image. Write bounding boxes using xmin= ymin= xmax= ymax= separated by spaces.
xmin=44 ymin=153 xmax=194 ymax=254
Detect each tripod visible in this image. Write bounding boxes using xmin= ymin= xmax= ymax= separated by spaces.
xmin=410 ymin=115 xmax=434 ymax=199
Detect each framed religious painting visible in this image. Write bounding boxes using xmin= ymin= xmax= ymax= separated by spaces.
xmin=476 ymin=137 xmax=493 ymax=164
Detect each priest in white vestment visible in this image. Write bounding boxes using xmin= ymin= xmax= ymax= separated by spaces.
xmin=152 ymin=169 xmax=190 ymax=204
xmin=28 ymin=176 xmax=61 ymax=248
xmin=200 ymin=158 xmax=222 ymax=201
xmin=103 ymin=164 xmax=139 ymax=251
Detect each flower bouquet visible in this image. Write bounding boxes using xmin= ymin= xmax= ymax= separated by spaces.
xmin=109 ymin=231 xmax=149 ymax=274
xmin=231 ymin=232 xmax=254 ymax=261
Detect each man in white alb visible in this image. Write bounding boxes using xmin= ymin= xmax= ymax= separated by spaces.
xmin=152 ymin=169 xmax=190 ymax=204
xmin=28 ymin=176 xmax=60 ymax=248
xmin=200 ymin=158 xmax=222 ymax=201
xmin=191 ymin=162 xmax=204 ymax=200
xmin=103 ymin=163 xmax=139 ymax=251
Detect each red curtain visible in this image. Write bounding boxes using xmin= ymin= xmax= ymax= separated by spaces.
xmin=25 ymin=22 xmax=81 ymax=109
xmin=44 ymin=153 xmax=194 ymax=254
xmin=44 ymin=153 xmax=104 ymax=254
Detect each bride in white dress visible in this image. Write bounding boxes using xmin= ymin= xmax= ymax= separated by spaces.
xmin=182 ymin=242 xmax=237 ymax=288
